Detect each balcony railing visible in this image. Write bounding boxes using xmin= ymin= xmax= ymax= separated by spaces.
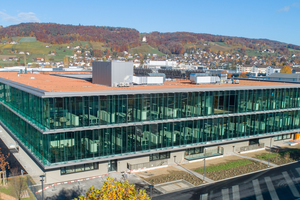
xmin=185 ymin=147 xmax=224 ymax=160
xmin=127 ymin=159 xmax=168 ymax=170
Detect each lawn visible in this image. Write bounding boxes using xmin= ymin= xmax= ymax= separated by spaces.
xmin=194 ymin=159 xmax=252 ymax=173
xmin=193 ymin=159 xmax=267 ymax=181
xmin=288 ymin=48 xmax=300 ymax=52
xmin=90 ymin=42 xmax=109 ymax=51
xmin=0 ymin=175 xmax=35 ymax=200
xmin=129 ymin=43 xmax=165 ymax=56
xmin=19 ymin=37 xmax=37 ymax=43
xmin=214 ymin=42 xmax=231 ymax=47
xmin=256 ymin=148 xmax=300 ymax=165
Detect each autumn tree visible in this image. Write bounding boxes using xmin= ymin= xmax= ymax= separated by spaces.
xmin=74 ymin=177 xmax=150 ymax=200
xmin=0 ymin=147 xmax=9 ymax=186
xmin=221 ymin=70 xmax=227 ymax=74
xmin=280 ymin=65 xmax=292 ymax=73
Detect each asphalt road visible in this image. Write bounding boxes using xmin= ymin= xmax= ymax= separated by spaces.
xmin=154 ymin=161 xmax=300 ymax=200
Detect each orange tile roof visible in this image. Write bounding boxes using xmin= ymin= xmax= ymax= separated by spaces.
xmin=0 ymin=72 xmax=296 ymax=93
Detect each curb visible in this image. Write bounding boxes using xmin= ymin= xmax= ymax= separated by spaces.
xmin=35 ymin=158 xmax=186 ymax=194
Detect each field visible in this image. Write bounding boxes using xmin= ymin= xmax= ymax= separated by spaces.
xmin=19 ymin=37 xmax=37 ymax=43
xmin=129 ymin=43 xmax=165 ymax=56
xmin=0 ymin=39 xmax=74 ymax=66
xmin=90 ymin=41 xmax=109 ymax=51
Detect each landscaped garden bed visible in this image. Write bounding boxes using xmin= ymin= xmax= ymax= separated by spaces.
xmin=256 ymin=148 xmax=300 ymax=165
xmin=193 ymin=159 xmax=267 ymax=181
xmin=142 ymin=170 xmax=203 ymax=186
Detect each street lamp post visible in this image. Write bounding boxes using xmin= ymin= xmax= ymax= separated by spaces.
xmin=148 ymin=185 xmax=154 ymax=198
xmin=268 ymin=137 xmax=272 ymax=167
xmin=40 ymin=175 xmax=45 ymax=200
xmin=203 ymin=148 xmax=207 ymax=183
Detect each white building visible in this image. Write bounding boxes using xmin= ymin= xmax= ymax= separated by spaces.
xmin=266 ymin=66 xmax=281 ymax=76
xmin=142 ymin=36 xmax=147 ymax=43
xmin=145 ymin=60 xmax=178 ymax=68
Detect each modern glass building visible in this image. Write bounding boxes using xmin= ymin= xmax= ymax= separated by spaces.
xmin=0 ymin=72 xmax=299 ymax=183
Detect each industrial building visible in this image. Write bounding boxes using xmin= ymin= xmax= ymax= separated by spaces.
xmin=0 ymin=61 xmax=299 ymax=184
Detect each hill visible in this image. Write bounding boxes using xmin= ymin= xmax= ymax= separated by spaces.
xmin=0 ymin=23 xmax=300 ymax=59
xmin=0 ymin=23 xmax=140 ymax=52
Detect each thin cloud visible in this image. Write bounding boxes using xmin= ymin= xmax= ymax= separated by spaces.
xmin=0 ymin=12 xmax=20 ymax=22
xmin=0 ymin=11 xmax=40 ymax=23
xmin=277 ymin=3 xmax=299 ymax=13
xmin=18 ymin=12 xmax=40 ymax=22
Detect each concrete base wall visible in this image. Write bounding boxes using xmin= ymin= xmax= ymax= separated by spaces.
xmin=45 ymin=162 xmax=108 ymax=184
xmin=169 ymin=151 xmax=185 ymax=164
xmin=220 ymin=141 xmax=249 ymax=153
xmin=118 ymin=156 xmax=149 ymax=172
xmin=259 ymin=138 xmax=272 ymax=147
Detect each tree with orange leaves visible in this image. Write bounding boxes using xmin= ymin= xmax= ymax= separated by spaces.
xmin=280 ymin=65 xmax=292 ymax=73
xmin=0 ymin=147 xmax=9 ymax=186
xmin=74 ymin=177 xmax=150 ymax=200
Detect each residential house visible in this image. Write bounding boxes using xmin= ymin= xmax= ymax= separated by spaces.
xmin=266 ymin=66 xmax=281 ymax=76
xmin=252 ymin=65 xmax=267 ymax=74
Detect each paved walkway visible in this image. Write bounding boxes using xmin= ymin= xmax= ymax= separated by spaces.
xmin=0 ymin=127 xmax=42 ymax=184
xmin=174 ymin=165 xmax=215 ymax=183
xmin=234 ymin=153 xmax=278 ymax=167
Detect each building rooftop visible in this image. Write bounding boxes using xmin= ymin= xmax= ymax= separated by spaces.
xmin=0 ymin=72 xmax=298 ymax=97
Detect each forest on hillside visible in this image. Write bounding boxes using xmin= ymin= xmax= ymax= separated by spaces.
xmin=0 ymin=23 xmax=300 ymax=54
xmin=0 ymin=23 xmax=141 ymax=52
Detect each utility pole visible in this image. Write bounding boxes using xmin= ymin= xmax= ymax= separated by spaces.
xmin=24 ymin=54 xmax=27 ymax=67
xmin=40 ymin=175 xmax=45 ymax=200
xmin=203 ymin=148 xmax=207 ymax=183
xmin=268 ymin=137 xmax=272 ymax=167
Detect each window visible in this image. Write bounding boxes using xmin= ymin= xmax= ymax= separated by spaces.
xmin=149 ymin=152 xmax=170 ymax=161
xmin=249 ymin=139 xmax=259 ymax=145
xmin=61 ymin=162 xmax=99 ymax=175
xmin=274 ymin=134 xmax=291 ymax=141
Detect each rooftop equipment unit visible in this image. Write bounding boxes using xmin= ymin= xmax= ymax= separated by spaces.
xmin=92 ymin=61 xmax=133 ymax=87
xmin=190 ymin=73 xmax=220 ymax=84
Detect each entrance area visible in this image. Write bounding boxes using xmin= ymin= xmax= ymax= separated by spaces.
xmin=108 ymin=160 xmax=117 ymax=172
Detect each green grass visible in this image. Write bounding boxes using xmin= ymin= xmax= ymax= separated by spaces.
xmin=129 ymin=43 xmax=165 ymax=56
xmin=19 ymin=37 xmax=37 ymax=43
xmin=194 ymin=159 xmax=252 ymax=173
xmin=257 ymin=149 xmax=300 ymax=160
xmin=215 ymin=42 xmax=231 ymax=47
xmin=288 ymin=48 xmax=300 ymax=52
xmin=257 ymin=153 xmax=278 ymax=160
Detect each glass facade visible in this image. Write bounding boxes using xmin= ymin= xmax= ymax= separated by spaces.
xmin=0 ymin=82 xmax=300 ymax=166
xmin=1 ymin=84 xmax=300 ymax=131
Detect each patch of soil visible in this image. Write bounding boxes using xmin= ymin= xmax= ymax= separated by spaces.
xmin=204 ymin=161 xmax=267 ymax=181
xmin=141 ymin=170 xmax=203 ymax=186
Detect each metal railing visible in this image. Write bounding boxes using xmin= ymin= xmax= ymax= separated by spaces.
xmin=240 ymin=143 xmax=265 ymax=152
xmin=127 ymin=159 xmax=168 ymax=170
xmin=185 ymin=147 xmax=224 ymax=160
xmin=27 ymin=175 xmax=40 ymax=200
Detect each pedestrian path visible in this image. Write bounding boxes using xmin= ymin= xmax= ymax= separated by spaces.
xmin=199 ymin=167 xmax=300 ymax=200
xmin=174 ymin=165 xmax=214 ymax=183
xmin=234 ymin=153 xmax=278 ymax=167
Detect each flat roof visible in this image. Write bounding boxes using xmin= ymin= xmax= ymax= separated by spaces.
xmin=0 ymin=72 xmax=298 ymax=98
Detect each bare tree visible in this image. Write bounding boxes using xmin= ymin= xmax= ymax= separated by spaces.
xmin=11 ymin=168 xmax=26 ymax=200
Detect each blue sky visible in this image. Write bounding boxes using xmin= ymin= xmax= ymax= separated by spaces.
xmin=0 ymin=0 xmax=300 ymax=45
